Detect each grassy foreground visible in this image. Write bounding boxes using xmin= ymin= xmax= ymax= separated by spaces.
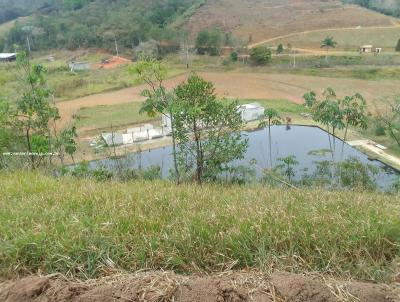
xmin=0 ymin=172 xmax=399 ymax=281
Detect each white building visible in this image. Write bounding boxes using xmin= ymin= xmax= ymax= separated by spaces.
xmin=237 ymin=103 xmax=265 ymax=122
xmin=102 ymin=133 xmax=123 ymax=146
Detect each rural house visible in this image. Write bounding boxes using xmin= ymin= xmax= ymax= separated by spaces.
xmin=359 ymin=45 xmax=373 ymax=53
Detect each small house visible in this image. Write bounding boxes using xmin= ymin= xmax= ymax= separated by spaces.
xmin=359 ymin=45 xmax=373 ymax=53
xmin=0 ymin=53 xmax=17 ymax=62
xmin=375 ymin=48 xmax=383 ymax=54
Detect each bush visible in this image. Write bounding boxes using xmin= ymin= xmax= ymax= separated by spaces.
xmin=230 ymin=51 xmax=238 ymax=62
xmin=249 ymin=46 xmax=272 ymax=65
xmin=396 ymin=39 xmax=400 ymax=52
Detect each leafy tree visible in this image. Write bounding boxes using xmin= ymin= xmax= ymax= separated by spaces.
xmin=14 ymin=52 xmax=60 ymax=168
xmin=173 ymin=75 xmax=248 ymax=184
xmin=55 ymin=126 xmax=78 ymax=165
xmin=276 ymin=155 xmax=299 ymax=183
xmin=249 ymin=46 xmax=272 ymax=65
xmin=131 ymin=58 xmax=180 ymax=183
xmin=195 ymin=29 xmax=222 ymax=56
xmin=396 ymin=38 xmax=400 ymax=52
xmin=310 ymin=88 xmax=345 ymax=137
xmin=320 ymin=36 xmax=337 ymax=61
xmin=258 ymin=108 xmax=282 ymax=169
xmin=377 ymin=99 xmax=400 ymax=147
xmin=276 ymin=43 xmax=284 ymax=54
xmin=341 ymin=93 xmax=368 ymax=142
xmin=336 ymin=157 xmax=379 ymax=191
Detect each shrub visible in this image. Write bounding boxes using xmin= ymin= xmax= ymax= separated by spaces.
xmin=249 ymin=46 xmax=272 ymax=65
xmin=230 ymin=51 xmax=238 ymax=62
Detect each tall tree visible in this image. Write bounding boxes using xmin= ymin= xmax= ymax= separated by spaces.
xmin=174 ymin=75 xmax=248 ymax=184
xmin=14 ymin=52 xmax=60 ymax=168
xmin=377 ymin=99 xmax=400 ymax=147
xmin=258 ymin=108 xmax=282 ymax=168
xmin=341 ymin=93 xmax=368 ymax=142
xmin=320 ymin=36 xmax=337 ymax=62
xmin=131 ymin=58 xmax=181 ymax=183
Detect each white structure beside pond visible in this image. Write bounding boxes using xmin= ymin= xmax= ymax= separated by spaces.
xmin=237 ymin=103 xmax=265 ymax=122
xmin=100 ymin=103 xmax=265 ymax=147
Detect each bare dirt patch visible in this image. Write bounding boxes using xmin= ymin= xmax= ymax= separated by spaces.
xmin=186 ymin=0 xmax=397 ymax=44
xmin=56 ymin=72 xmax=400 ymax=129
xmin=1 ymin=271 xmax=399 ymax=302
xmin=92 ymin=56 xmax=132 ymax=70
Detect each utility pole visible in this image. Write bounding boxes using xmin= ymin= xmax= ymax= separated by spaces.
xmin=26 ymin=36 xmax=31 ymax=56
xmin=114 ymin=37 xmax=119 ymax=57
xmin=293 ymin=49 xmax=296 ymax=68
xmin=185 ymin=40 xmax=190 ymax=69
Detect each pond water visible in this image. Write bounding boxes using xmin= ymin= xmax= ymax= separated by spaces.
xmin=89 ymin=125 xmax=399 ymax=189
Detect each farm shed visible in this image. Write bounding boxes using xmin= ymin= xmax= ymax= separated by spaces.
xmin=359 ymin=45 xmax=373 ymax=53
xmin=68 ymin=61 xmax=90 ymax=72
xmin=102 ymin=133 xmax=123 ymax=146
xmin=237 ymin=103 xmax=265 ymax=122
xmin=0 ymin=53 xmax=17 ymax=62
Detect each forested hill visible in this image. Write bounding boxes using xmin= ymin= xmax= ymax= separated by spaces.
xmin=344 ymin=0 xmax=400 ymax=17
xmin=0 ymin=0 xmax=204 ymax=52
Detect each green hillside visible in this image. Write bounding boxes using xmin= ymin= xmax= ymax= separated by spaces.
xmin=0 ymin=0 xmax=205 ymax=52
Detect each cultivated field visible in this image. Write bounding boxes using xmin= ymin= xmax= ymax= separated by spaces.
xmin=186 ymin=0 xmax=398 ymax=44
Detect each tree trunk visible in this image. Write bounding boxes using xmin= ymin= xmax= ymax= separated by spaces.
xmin=268 ymin=121 xmax=272 ymax=169
xmin=170 ymin=113 xmax=181 ymax=185
xmin=194 ymin=121 xmax=203 ymax=184
xmin=26 ymin=127 xmax=35 ymax=169
xmin=341 ymin=122 xmax=349 ymax=160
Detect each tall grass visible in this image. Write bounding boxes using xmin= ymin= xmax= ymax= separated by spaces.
xmin=0 ymin=171 xmax=399 ymax=281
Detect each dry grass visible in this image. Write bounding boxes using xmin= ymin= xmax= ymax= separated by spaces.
xmin=0 ymin=171 xmax=399 ymax=281
xmin=271 ymin=27 xmax=400 ymax=51
xmin=186 ymin=0 xmax=397 ymax=44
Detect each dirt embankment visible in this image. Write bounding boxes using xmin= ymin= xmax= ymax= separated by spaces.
xmin=1 ymin=271 xmax=399 ymax=302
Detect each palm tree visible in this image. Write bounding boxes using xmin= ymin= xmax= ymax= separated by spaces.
xmin=321 ymin=36 xmax=337 ymax=62
xmin=259 ymin=108 xmax=282 ymax=169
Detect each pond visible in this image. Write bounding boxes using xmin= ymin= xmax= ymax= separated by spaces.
xmin=89 ymin=125 xmax=399 ymax=189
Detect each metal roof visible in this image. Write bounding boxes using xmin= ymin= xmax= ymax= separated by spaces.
xmin=0 ymin=53 xmax=17 ymax=59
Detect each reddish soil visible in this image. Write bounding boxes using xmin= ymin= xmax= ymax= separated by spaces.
xmin=92 ymin=56 xmax=132 ymax=70
xmin=1 ymin=271 xmax=399 ymax=302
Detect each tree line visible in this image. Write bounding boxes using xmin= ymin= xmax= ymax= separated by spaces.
xmin=0 ymin=0 xmax=203 ymax=53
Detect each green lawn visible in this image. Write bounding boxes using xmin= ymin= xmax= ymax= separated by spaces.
xmin=0 ymin=51 xmax=185 ymax=102
xmin=75 ymin=102 xmax=158 ymax=131
xmin=272 ymin=27 xmax=400 ymax=51
xmin=0 ymin=171 xmax=399 ymax=281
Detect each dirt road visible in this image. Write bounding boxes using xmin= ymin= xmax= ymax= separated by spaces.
xmin=248 ymin=24 xmax=400 ymax=49
xmin=57 ymin=72 xmax=400 ymax=129
xmin=1 ymin=271 xmax=399 ymax=302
